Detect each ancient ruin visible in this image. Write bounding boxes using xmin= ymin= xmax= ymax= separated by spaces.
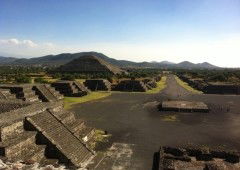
xmin=203 ymin=82 xmax=240 ymax=95
xmin=0 ymin=89 xmax=16 ymax=100
xmin=178 ymin=75 xmax=240 ymax=95
xmin=159 ymin=101 xmax=209 ymax=112
xmin=156 ymin=146 xmax=240 ymax=169
xmin=57 ymin=55 xmax=126 ymax=75
xmin=0 ymin=98 xmax=99 ymax=168
xmin=52 ymin=81 xmax=90 ymax=97
xmin=0 ymin=84 xmax=63 ymax=102
xmin=84 ymin=79 xmax=111 ymax=91
xmin=142 ymin=78 xmax=157 ymax=89
xmin=113 ymin=80 xmax=148 ymax=92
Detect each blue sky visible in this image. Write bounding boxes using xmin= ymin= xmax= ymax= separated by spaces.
xmin=0 ymin=0 xmax=240 ymax=67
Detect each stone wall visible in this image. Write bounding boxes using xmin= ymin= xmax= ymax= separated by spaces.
xmin=52 ymin=81 xmax=89 ymax=97
xmin=84 ymin=79 xmax=111 ymax=91
xmin=155 ymin=146 xmax=240 ymax=170
xmin=0 ymin=100 xmax=99 ymax=168
xmin=113 ymin=80 xmax=148 ymax=92
xmin=178 ymin=75 xmax=240 ymax=95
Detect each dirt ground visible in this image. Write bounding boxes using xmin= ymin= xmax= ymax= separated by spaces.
xmin=71 ymin=75 xmax=240 ymax=170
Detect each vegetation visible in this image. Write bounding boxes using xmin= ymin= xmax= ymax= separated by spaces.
xmin=34 ymin=77 xmax=49 ymax=83
xmin=175 ymin=76 xmax=203 ymax=94
xmin=146 ymin=76 xmax=167 ymax=94
xmin=161 ymin=115 xmax=179 ymax=122
xmin=64 ymin=92 xmax=111 ymax=109
xmin=15 ymin=75 xmax=32 ymax=84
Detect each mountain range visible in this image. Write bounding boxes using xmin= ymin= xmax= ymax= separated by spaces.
xmin=0 ymin=52 xmax=219 ymax=69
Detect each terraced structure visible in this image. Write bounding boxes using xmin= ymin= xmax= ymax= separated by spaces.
xmin=84 ymin=79 xmax=111 ymax=91
xmin=0 ymin=100 xmax=97 ymax=168
xmin=52 ymin=81 xmax=90 ymax=97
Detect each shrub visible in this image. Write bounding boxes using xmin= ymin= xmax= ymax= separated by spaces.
xmin=35 ymin=77 xmax=48 ymax=83
xmin=15 ymin=75 xmax=32 ymax=83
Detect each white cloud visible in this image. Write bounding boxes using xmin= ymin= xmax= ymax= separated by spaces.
xmin=0 ymin=38 xmax=57 ymax=57
xmin=0 ymin=38 xmax=38 ymax=48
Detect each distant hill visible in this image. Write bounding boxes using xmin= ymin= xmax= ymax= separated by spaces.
xmin=0 ymin=52 xmax=220 ymax=69
xmin=0 ymin=56 xmax=17 ymax=64
xmin=57 ymin=55 xmax=126 ymax=75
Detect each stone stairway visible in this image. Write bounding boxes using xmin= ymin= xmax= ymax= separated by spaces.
xmin=0 ymin=119 xmax=57 ymax=164
xmin=0 ymin=89 xmax=16 ymax=100
xmin=0 ymin=100 xmax=98 ymax=168
xmin=25 ymin=110 xmax=94 ymax=167
xmin=52 ymin=81 xmax=89 ymax=97
xmin=33 ymin=84 xmax=64 ymax=102
xmin=48 ymin=108 xmax=96 ymax=144
xmin=113 ymin=80 xmax=148 ymax=92
xmin=0 ymin=85 xmax=40 ymax=102
xmin=73 ymin=81 xmax=91 ymax=94
xmin=17 ymin=88 xmax=40 ymax=102
xmin=84 ymin=79 xmax=111 ymax=91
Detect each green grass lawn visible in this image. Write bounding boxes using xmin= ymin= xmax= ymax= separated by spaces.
xmin=174 ymin=76 xmax=203 ymax=94
xmin=64 ymin=91 xmax=111 ymax=109
xmin=146 ymin=76 xmax=167 ymax=94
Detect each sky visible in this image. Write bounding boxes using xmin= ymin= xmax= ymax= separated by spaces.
xmin=0 ymin=0 xmax=240 ymax=67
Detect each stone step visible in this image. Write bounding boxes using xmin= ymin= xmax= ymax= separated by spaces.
xmin=26 ymin=111 xmax=94 ymax=167
xmin=24 ymin=96 xmax=40 ymax=102
xmin=0 ymin=120 xmax=24 ymax=142
xmin=35 ymin=85 xmax=57 ymax=102
xmin=58 ymin=112 xmax=76 ymax=125
xmin=77 ymin=127 xmax=95 ymax=143
xmin=9 ymin=144 xmax=45 ymax=162
xmin=40 ymin=157 xmax=59 ymax=166
xmin=66 ymin=119 xmax=86 ymax=134
xmin=0 ymin=131 xmax=37 ymax=157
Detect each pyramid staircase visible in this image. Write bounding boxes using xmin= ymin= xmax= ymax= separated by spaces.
xmin=0 ymin=89 xmax=16 ymax=100
xmin=52 ymin=81 xmax=90 ymax=97
xmin=0 ymin=85 xmax=40 ymax=103
xmin=84 ymin=79 xmax=111 ymax=91
xmin=0 ymin=101 xmax=96 ymax=168
xmin=33 ymin=84 xmax=64 ymax=102
xmin=113 ymin=80 xmax=148 ymax=92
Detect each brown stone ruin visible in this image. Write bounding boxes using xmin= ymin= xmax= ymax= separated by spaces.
xmin=52 ymin=81 xmax=90 ymax=97
xmin=153 ymin=146 xmax=240 ymax=170
xmin=113 ymin=80 xmax=149 ymax=92
xmin=178 ymin=75 xmax=240 ymax=95
xmin=0 ymin=83 xmax=103 ymax=168
xmin=84 ymin=79 xmax=111 ymax=91
xmin=159 ymin=101 xmax=209 ymax=113
xmin=0 ymin=84 xmax=63 ymax=102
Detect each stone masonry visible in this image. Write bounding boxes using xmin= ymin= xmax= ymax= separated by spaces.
xmin=84 ymin=79 xmax=111 ymax=91
xmin=113 ymin=80 xmax=148 ymax=92
xmin=52 ymin=81 xmax=90 ymax=97
xmin=0 ymin=100 xmax=97 ymax=168
xmin=155 ymin=146 xmax=240 ymax=170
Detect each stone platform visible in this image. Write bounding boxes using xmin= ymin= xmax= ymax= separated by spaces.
xmin=0 ymin=99 xmax=100 ymax=168
xmin=155 ymin=146 xmax=240 ymax=170
xmin=160 ymin=101 xmax=209 ymax=112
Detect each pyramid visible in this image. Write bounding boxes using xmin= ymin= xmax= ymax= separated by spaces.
xmin=58 ymin=55 xmax=125 ymax=75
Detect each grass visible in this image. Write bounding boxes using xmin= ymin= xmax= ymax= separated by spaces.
xmin=146 ymin=76 xmax=167 ymax=94
xmin=89 ymin=129 xmax=111 ymax=150
xmin=174 ymin=76 xmax=203 ymax=94
xmin=76 ymin=79 xmax=86 ymax=83
xmin=64 ymin=91 xmax=111 ymax=109
xmin=161 ymin=115 xmax=179 ymax=122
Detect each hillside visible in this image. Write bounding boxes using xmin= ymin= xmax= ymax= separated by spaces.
xmin=0 ymin=52 xmax=220 ymax=69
